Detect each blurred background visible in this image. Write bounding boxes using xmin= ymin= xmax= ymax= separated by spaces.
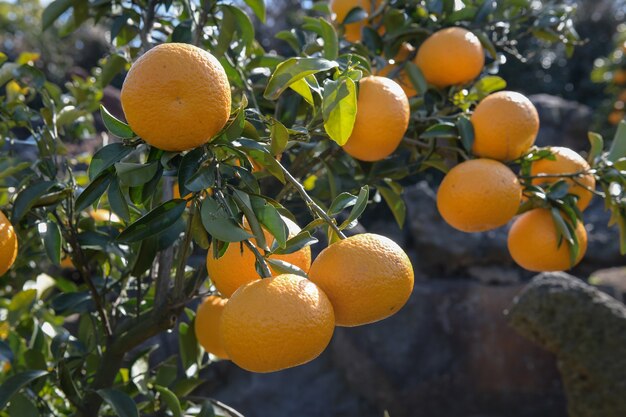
xmin=3 ymin=0 xmax=626 ymax=416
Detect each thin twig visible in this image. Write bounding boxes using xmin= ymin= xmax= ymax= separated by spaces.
xmin=173 ymin=204 xmax=196 ymax=298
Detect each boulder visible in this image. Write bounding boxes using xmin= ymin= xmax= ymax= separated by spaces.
xmin=508 ymin=272 xmax=626 ymax=417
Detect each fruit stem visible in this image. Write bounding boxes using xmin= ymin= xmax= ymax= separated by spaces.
xmin=173 ymin=203 xmax=196 ymax=298
xmin=242 ymin=240 xmax=273 ymax=278
xmin=276 ymin=159 xmax=347 ymax=239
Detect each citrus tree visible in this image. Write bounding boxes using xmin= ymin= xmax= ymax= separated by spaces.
xmin=1 ymin=0 xmax=625 ymax=416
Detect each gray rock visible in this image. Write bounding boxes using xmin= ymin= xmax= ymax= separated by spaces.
xmin=507 ymin=272 xmax=626 ymax=417
xmin=207 ymin=279 xmax=565 ymax=417
xmin=589 ymin=267 xmax=626 ymax=302
xmin=530 ymin=94 xmax=593 ymax=151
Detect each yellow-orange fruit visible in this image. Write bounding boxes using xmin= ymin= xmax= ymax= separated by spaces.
xmin=206 ymin=217 xmax=311 ymax=297
xmin=507 ymin=208 xmax=587 ymax=272
xmin=330 ymin=0 xmax=379 ymax=43
xmin=471 ymin=91 xmax=539 ymax=161
xmin=436 ymin=159 xmax=522 ymax=232
xmin=195 ymin=295 xmax=229 ymax=359
xmin=308 ymin=233 xmax=414 ymax=327
xmin=415 ymin=27 xmax=484 ymax=88
xmin=90 ymin=209 xmax=120 ymax=223
xmin=530 ymin=147 xmax=596 ymax=211
xmin=614 ymin=69 xmax=626 ymax=85
xmin=609 ymin=110 xmax=625 ymax=125
xmin=0 ymin=211 xmax=18 ymax=276
xmin=342 ymin=76 xmax=410 ymax=161
xmin=121 ymin=43 xmax=231 ymax=151
xmin=220 ymin=274 xmax=335 ymax=372
xmin=376 ymin=43 xmax=418 ymax=97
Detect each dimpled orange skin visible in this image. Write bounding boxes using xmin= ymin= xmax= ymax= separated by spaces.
xmin=220 ymin=274 xmax=335 ymax=373
xmin=415 ymin=27 xmax=485 ymax=88
xmin=471 ymin=91 xmax=539 ymax=161
xmin=436 ymin=159 xmax=522 ymax=233
xmin=507 ymin=208 xmax=588 ymax=272
xmin=194 ymin=295 xmax=229 ymax=359
xmin=330 ymin=0 xmax=378 ymax=43
xmin=342 ymin=76 xmax=410 ymax=161
xmin=0 ymin=211 xmax=17 ymax=276
xmin=530 ymin=147 xmax=596 ymax=211
xmin=206 ymin=217 xmax=312 ymax=297
xmin=308 ymin=233 xmax=414 ymax=327
xmin=120 ymin=43 xmax=231 ymax=152
xmin=376 ymin=43 xmax=417 ymax=97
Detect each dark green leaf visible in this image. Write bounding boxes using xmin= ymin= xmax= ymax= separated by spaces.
xmin=419 ymin=123 xmax=458 ymax=140
xmin=99 ymin=54 xmax=127 ymax=88
xmin=185 ymin=164 xmax=215 ymax=193
xmin=222 ymin=5 xmax=254 ymax=50
xmin=264 ymin=57 xmax=338 ymax=100
xmin=155 ymin=386 xmax=183 ymax=417
xmin=11 ymin=181 xmax=55 ymax=223
xmin=404 ymin=62 xmax=428 ymax=95
xmin=328 ymin=192 xmax=358 ymax=216
xmin=116 ymin=200 xmax=187 ymax=243
xmin=96 ymin=389 xmax=138 ymax=417
xmin=115 ymin=162 xmax=159 ymax=187
xmin=587 ymin=132 xmax=604 ymax=165
xmin=244 ymin=0 xmax=266 ymax=22
xmin=100 ymin=105 xmax=134 ymax=139
xmin=198 ymin=401 xmax=216 ymax=417
xmin=178 ymin=148 xmax=206 ymax=198
xmin=272 ymin=231 xmax=318 ymax=255
xmin=89 ymin=143 xmax=133 ymax=180
xmin=178 ymin=322 xmax=198 ymax=372
xmin=232 ymin=190 xmax=268 ymax=250
xmin=107 ymin=178 xmax=130 ymax=223
xmin=7 ymin=393 xmax=39 ymax=417
xmin=608 ymin=121 xmax=626 ymax=162
xmin=42 ymin=0 xmax=72 ymax=30
xmin=251 ymin=197 xmax=287 ymax=248
xmin=75 ymin=171 xmax=113 ymax=212
xmin=171 ymin=20 xmax=192 ymax=43
xmin=43 ymin=221 xmax=62 ymax=265
xmin=200 ymin=198 xmax=252 ymax=242
xmin=456 ymin=115 xmax=474 ymax=152
xmin=266 ymin=258 xmax=307 ymax=277
xmin=343 ymin=185 xmax=369 ymax=226
xmin=0 ymin=370 xmax=48 ymax=409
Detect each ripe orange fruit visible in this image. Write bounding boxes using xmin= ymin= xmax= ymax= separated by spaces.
xmin=609 ymin=110 xmax=625 ymax=125
xmin=195 ymin=295 xmax=229 ymax=359
xmin=0 ymin=211 xmax=18 ymax=276
xmin=436 ymin=159 xmax=522 ymax=232
xmin=121 ymin=43 xmax=231 ymax=152
xmin=220 ymin=274 xmax=335 ymax=372
xmin=614 ymin=69 xmax=626 ymax=85
xmin=415 ymin=27 xmax=484 ymax=88
xmin=60 ymin=256 xmax=74 ymax=269
xmin=530 ymin=147 xmax=596 ymax=211
xmin=206 ymin=217 xmax=312 ymax=297
xmin=507 ymin=208 xmax=587 ymax=272
xmin=308 ymin=233 xmax=414 ymax=327
xmin=90 ymin=209 xmax=120 ymax=223
xmin=471 ymin=91 xmax=539 ymax=161
xmin=342 ymin=76 xmax=410 ymax=161
xmin=329 ymin=0 xmax=379 ymax=43
xmin=376 ymin=43 xmax=418 ymax=97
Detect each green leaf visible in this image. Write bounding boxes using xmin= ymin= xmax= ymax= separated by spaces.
xmin=471 ymin=76 xmax=506 ymax=99
xmin=251 ymin=197 xmax=287 ymax=248
xmin=99 ymin=54 xmax=128 ymax=88
xmin=222 ymin=5 xmax=255 ymax=50
xmin=0 ymin=370 xmax=48 ymax=409
xmin=272 ymin=231 xmax=318 ymax=255
xmin=100 ymin=105 xmax=134 ymax=139
xmin=328 ymin=192 xmax=358 ymax=216
xmin=107 ymin=178 xmax=130 ymax=223
xmin=191 ymin=209 xmax=210 ymax=249
xmin=266 ymin=258 xmax=307 ymax=277
xmin=264 ymin=57 xmax=338 ymax=100
xmin=185 ymin=164 xmax=216 ymax=192
xmin=96 ymin=389 xmax=139 ymax=417
xmin=178 ymin=322 xmax=199 ymax=372
xmin=155 ymin=386 xmax=183 ymax=417
xmin=342 ymin=185 xmax=369 ymax=227
xmin=244 ymin=0 xmax=266 ymax=22
xmin=0 ymin=161 xmax=31 ymax=181
xmin=7 ymin=393 xmax=39 ymax=417
xmin=89 ymin=143 xmax=133 ymax=180
xmin=115 ymin=162 xmax=159 ymax=187
xmin=42 ymin=0 xmax=73 ymax=30
xmin=178 ymin=148 xmax=206 ymax=198
xmin=43 ymin=221 xmax=62 ymax=265
xmin=289 ymin=78 xmax=315 ymax=106
xmin=419 ymin=123 xmax=458 ymax=140
xmin=201 ymin=197 xmax=252 ymax=242
xmin=323 ymin=77 xmax=357 ymax=146
xmin=587 ymin=132 xmax=604 ymax=165
xmin=198 ymin=401 xmax=217 ymax=417
xmin=302 ymin=17 xmax=338 ymax=60
xmin=116 ymin=200 xmax=187 ymax=243
xmin=270 ymin=119 xmax=289 ymax=155
xmin=456 ymin=115 xmax=474 ymax=152
xmin=11 ymin=181 xmax=56 ymax=223
xmin=75 ymin=171 xmax=113 ymax=212
xmin=232 ymin=190 xmax=268 ymax=251
xmin=404 ymin=62 xmax=428 ymax=95
xmin=378 ymin=186 xmax=406 ymax=227
xmin=608 ymin=121 xmax=626 ymax=162
xmin=171 ymin=20 xmax=192 ymax=44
